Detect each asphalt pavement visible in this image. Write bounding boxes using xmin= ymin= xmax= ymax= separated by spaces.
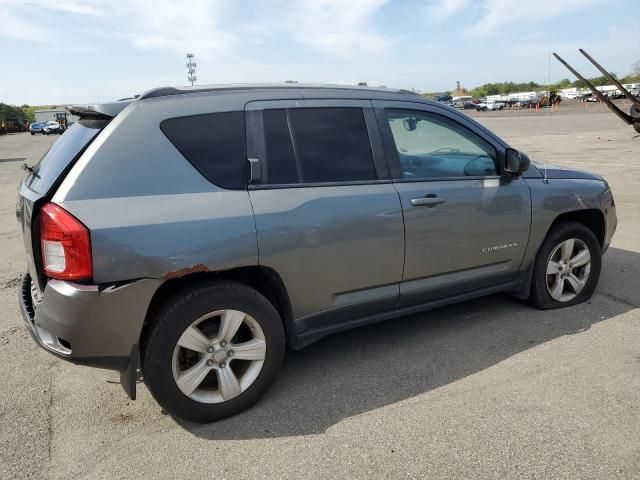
xmin=1 ymin=106 xmax=639 ymax=479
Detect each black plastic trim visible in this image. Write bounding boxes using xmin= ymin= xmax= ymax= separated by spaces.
xmin=293 ymin=280 xmax=522 ymax=348
xmin=119 ymin=344 xmax=139 ymax=400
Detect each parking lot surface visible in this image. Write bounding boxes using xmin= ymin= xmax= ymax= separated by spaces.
xmin=1 ymin=104 xmax=639 ymax=479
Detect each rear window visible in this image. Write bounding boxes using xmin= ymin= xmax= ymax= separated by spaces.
xmin=25 ymin=118 xmax=109 ymax=195
xmin=160 ymin=111 xmax=246 ymax=190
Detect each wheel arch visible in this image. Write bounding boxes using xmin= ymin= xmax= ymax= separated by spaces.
xmin=140 ymin=266 xmax=298 ymax=352
xmin=511 ymin=208 xmax=605 ymax=300
xmin=547 ymin=208 xmax=605 ymax=247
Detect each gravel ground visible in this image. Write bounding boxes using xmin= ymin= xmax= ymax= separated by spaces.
xmin=0 ymin=104 xmax=639 ymax=480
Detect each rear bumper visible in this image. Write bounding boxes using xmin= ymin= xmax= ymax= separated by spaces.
xmin=19 ymin=273 xmax=161 ymax=371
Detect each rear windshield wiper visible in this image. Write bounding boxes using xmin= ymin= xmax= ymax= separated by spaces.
xmin=22 ymin=163 xmax=40 ymax=178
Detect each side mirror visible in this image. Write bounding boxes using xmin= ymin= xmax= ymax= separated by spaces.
xmin=504 ymin=148 xmax=530 ymax=175
xmin=403 ymin=118 xmax=417 ymax=131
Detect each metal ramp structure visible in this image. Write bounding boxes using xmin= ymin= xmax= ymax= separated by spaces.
xmin=554 ymin=49 xmax=640 ymax=134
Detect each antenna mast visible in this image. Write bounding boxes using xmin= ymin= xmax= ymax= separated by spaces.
xmin=545 ymin=52 xmax=550 ymax=183
xmin=186 ymin=53 xmax=197 ymax=86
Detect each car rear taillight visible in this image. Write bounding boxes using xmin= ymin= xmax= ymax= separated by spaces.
xmin=40 ymin=203 xmax=92 ymax=280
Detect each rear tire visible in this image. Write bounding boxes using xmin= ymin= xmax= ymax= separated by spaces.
xmin=142 ymin=281 xmax=285 ymax=423
xmin=529 ymin=222 xmax=601 ymax=309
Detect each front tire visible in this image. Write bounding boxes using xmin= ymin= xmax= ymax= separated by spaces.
xmin=529 ymin=222 xmax=601 ymax=309
xmin=142 ymin=281 xmax=285 ymax=423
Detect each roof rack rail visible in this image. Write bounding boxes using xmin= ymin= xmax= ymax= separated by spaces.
xmin=138 ymin=83 xmax=420 ymax=101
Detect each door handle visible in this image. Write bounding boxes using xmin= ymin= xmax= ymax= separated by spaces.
xmin=411 ymin=194 xmax=446 ymax=207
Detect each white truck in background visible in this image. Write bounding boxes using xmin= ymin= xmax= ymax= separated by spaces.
xmin=475 ymin=100 xmax=506 ymax=111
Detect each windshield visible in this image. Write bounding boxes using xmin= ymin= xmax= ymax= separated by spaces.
xmin=25 ymin=118 xmax=109 ymax=194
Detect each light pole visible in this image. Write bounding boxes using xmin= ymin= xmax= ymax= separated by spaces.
xmin=186 ymin=53 xmax=197 ymax=86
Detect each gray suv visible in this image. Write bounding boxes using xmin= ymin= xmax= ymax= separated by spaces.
xmin=17 ymin=84 xmax=617 ymax=422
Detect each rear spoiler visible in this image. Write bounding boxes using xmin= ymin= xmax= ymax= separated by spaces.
xmin=66 ymin=100 xmax=132 ymax=119
xmin=553 ymin=49 xmax=640 ymax=133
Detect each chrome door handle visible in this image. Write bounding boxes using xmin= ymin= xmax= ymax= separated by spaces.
xmin=411 ymin=195 xmax=446 ymax=207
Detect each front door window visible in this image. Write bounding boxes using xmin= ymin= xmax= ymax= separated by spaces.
xmin=385 ymin=110 xmax=498 ymax=179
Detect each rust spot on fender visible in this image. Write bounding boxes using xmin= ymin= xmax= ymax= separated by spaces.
xmin=163 ymin=263 xmax=210 ymax=280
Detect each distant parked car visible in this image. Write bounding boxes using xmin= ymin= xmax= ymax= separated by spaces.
xmin=43 ymin=121 xmax=64 ymax=135
xmin=29 ymin=122 xmax=44 ymax=135
xmin=476 ymin=100 xmax=505 ymax=111
xmin=463 ymin=100 xmax=479 ymax=109
xmin=434 ymin=94 xmax=452 ymax=103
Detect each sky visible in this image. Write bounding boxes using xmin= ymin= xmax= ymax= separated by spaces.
xmin=0 ymin=0 xmax=638 ymax=105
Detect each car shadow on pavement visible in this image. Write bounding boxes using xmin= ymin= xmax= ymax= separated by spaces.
xmin=179 ymin=247 xmax=638 ymax=440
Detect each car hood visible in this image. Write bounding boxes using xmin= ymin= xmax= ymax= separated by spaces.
xmin=531 ymin=161 xmax=603 ymax=181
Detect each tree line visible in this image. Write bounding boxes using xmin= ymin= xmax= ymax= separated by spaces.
xmin=468 ymin=61 xmax=640 ymax=98
xmin=0 ymin=104 xmax=38 ymax=125
xmin=469 ymin=74 xmax=640 ymax=98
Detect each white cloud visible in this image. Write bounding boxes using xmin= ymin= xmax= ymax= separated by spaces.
xmin=424 ymin=0 xmax=598 ymax=35
xmin=0 ymin=0 xmax=392 ymax=59
xmin=32 ymin=0 xmax=101 ymax=15
xmin=213 ymin=0 xmax=394 ymax=59
xmin=424 ymin=0 xmax=473 ymax=22
xmin=284 ymin=0 xmax=392 ymax=58
xmin=0 ymin=9 xmax=55 ymax=40
xmin=0 ymin=0 xmax=101 ymax=15
xmin=468 ymin=0 xmax=598 ymax=35
xmin=113 ymin=0 xmax=233 ymax=55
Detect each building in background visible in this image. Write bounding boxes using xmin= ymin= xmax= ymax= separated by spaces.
xmin=35 ymin=108 xmax=79 ymax=127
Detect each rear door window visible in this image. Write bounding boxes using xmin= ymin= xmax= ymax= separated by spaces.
xmin=260 ymin=107 xmax=377 ymax=185
xmin=161 ymin=111 xmax=246 ymax=190
xmin=263 ymin=109 xmax=299 ymax=184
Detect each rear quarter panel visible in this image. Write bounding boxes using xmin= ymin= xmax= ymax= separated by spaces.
xmin=52 ymin=95 xmax=259 ymax=284
xmin=56 ymin=192 xmax=258 ymax=284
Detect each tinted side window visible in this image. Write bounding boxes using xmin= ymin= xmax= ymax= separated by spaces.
xmin=263 ymin=109 xmax=298 ymax=184
xmin=260 ymin=107 xmax=376 ymax=184
xmin=161 ymin=111 xmax=245 ymax=189
xmin=290 ymin=108 xmax=376 ymax=183
xmin=386 ymin=110 xmax=498 ymax=179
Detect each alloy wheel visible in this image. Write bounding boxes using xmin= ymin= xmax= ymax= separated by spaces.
xmin=171 ymin=309 xmax=266 ymax=404
xmin=545 ymin=238 xmax=591 ymax=302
